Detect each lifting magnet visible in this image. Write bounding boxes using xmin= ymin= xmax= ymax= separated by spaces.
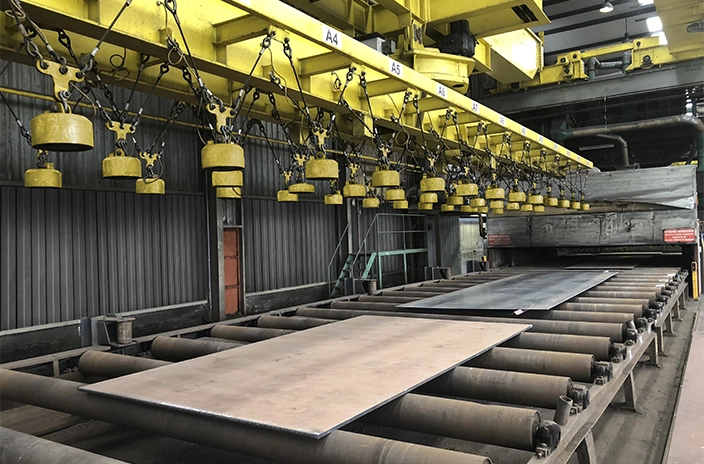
xmin=102 ymin=153 xmax=142 ymax=179
xmin=455 ymin=182 xmax=478 ymax=197
xmin=217 ymin=187 xmax=242 ymax=199
xmin=460 ymin=205 xmax=477 ymax=213
xmin=470 ymin=197 xmax=486 ymax=207
xmin=324 ymin=191 xmax=343 ymax=205
xmin=277 ymin=189 xmax=299 ymax=202
xmin=544 ymin=196 xmax=559 ymax=207
xmin=420 ymin=192 xmax=439 ymax=204
xmin=136 ymin=178 xmax=165 ymax=195
xmin=342 ymin=182 xmax=366 ymax=198
xmin=446 ymin=195 xmax=464 ymax=205
xmin=418 ymin=202 xmax=433 ymax=211
xmin=24 ymin=162 xmax=62 ymax=188
xmin=288 ymin=182 xmax=315 ymax=193
xmin=201 ymin=141 xmax=245 ymax=170
xmin=533 ymin=205 xmax=546 ymax=213
xmin=420 ymin=175 xmax=445 ymax=192
xmin=491 ymin=208 xmax=505 ymax=215
xmin=362 ymin=197 xmax=380 ymax=208
xmin=305 ymin=157 xmax=338 ymax=180
xmin=527 ymin=194 xmax=544 ymax=205
xmin=212 ymin=170 xmax=244 ymax=187
xmin=477 ymin=206 xmax=489 ymax=213
xmin=385 ymin=188 xmax=406 ymax=201
xmin=393 ymin=200 xmax=409 ymax=210
xmin=489 ymin=200 xmax=504 ymax=210
xmin=371 ymin=167 xmax=400 ymax=187
xmin=520 ymin=204 xmax=534 ymax=212
xmin=30 ymin=112 xmax=94 ymax=152
xmin=508 ymin=191 xmax=527 ymax=203
xmin=581 ymin=203 xmax=590 ymax=211
xmin=485 ymin=187 xmax=505 ymax=200
xmin=441 ymin=204 xmax=455 ymax=212
xmin=506 ymin=202 xmax=520 ymax=211
xmin=570 ymin=201 xmax=582 ymax=210
xmin=558 ymin=198 xmax=571 ymax=208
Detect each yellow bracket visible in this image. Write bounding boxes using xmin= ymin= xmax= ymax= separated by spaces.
xmin=138 ymin=150 xmax=159 ymax=168
xmin=206 ymin=104 xmax=234 ymax=135
xmin=282 ymin=169 xmax=293 ymax=186
xmin=293 ymin=153 xmax=307 ymax=166
xmin=35 ymin=61 xmax=84 ymax=111
xmin=311 ymin=126 xmax=329 ymax=151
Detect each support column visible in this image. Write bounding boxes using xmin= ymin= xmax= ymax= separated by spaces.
xmin=576 ymin=431 xmax=597 ymax=464
xmin=206 ymin=176 xmax=226 ymax=322
xmin=647 ymin=336 xmax=659 ymax=366
xmin=622 ymin=371 xmax=638 ymax=412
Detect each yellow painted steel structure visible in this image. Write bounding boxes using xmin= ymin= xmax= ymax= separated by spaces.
xmin=655 ymin=0 xmax=704 ymax=55
xmin=0 ymin=0 xmax=591 ymax=174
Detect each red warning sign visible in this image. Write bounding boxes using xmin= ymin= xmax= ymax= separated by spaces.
xmin=663 ymin=228 xmax=696 ymax=243
xmin=488 ymin=234 xmax=512 ymax=246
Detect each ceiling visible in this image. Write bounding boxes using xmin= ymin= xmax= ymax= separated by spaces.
xmin=535 ymin=0 xmax=660 ymax=63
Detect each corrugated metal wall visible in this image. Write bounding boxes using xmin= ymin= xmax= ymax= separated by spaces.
xmin=0 ymin=185 xmax=207 ymax=330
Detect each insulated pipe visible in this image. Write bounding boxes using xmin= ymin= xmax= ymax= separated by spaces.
xmin=581 ymin=291 xmax=657 ymax=305
xmin=466 ymin=347 xmax=596 ymax=382
xmin=364 ymin=393 xmax=543 ymax=451
xmin=379 ymin=291 xmax=443 ymax=298
xmin=559 ymin=302 xmax=645 ymax=318
xmin=79 ymin=351 xmax=169 ymax=378
xmin=211 ymin=325 xmax=295 ymax=342
xmin=357 ymin=295 xmax=424 ymax=304
xmin=571 ymin=297 xmax=650 ymax=310
xmin=0 ymin=426 xmax=129 ymax=464
xmin=257 ymin=315 xmax=335 ymax=330
xmin=0 ymin=370 xmax=491 ymax=464
xmin=150 ymin=336 xmax=246 ymax=362
xmin=501 ymin=332 xmax=612 ymax=361
xmin=420 ymin=367 xmax=574 ymax=410
xmin=537 ymin=310 xmax=635 ymax=324
xmin=294 ymin=308 xmax=631 ymax=342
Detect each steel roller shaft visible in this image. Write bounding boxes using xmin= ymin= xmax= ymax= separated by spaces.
xmin=501 ymin=332 xmax=613 ymax=361
xmin=257 ymin=315 xmax=335 ymax=330
xmin=466 ymin=347 xmax=596 ymax=382
xmin=210 ymin=325 xmax=295 ymax=342
xmin=581 ymin=291 xmax=658 ymax=305
xmin=558 ymin=302 xmax=645 ymax=318
xmin=150 ymin=336 xmax=246 ymax=362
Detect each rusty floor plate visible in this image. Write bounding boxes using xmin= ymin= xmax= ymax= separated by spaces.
xmin=399 ymin=271 xmax=616 ymax=311
xmin=80 ymin=316 xmax=528 ymax=438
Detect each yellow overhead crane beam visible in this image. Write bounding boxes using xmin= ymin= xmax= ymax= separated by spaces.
xmin=0 ymin=0 xmax=590 ymax=170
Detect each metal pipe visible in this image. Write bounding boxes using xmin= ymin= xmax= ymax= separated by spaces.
xmin=150 ymin=336 xmax=247 ymax=362
xmin=357 ymin=295 xmax=424 ymax=303
xmin=257 ymin=315 xmax=335 ymax=330
xmin=595 ymin=134 xmax=629 ymax=166
xmin=537 ymin=310 xmax=635 ymax=324
xmin=561 ymin=115 xmax=704 ymax=139
xmin=295 ymin=307 xmax=632 ymax=342
xmin=571 ymin=297 xmax=650 ymax=310
xmin=501 ymin=332 xmax=612 ymax=361
xmin=79 ymin=351 xmax=170 ymax=378
xmin=466 ymin=347 xmax=596 ymax=382
xmin=420 ymin=366 xmax=578 ymax=410
xmin=0 ymin=426 xmax=129 ymax=464
xmin=210 ymin=325 xmax=296 ymax=342
xmin=364 ymin=393 xmax=545 ymax=451
xmin=559 ymin=302 xmax=646 ymax=318
xmin=581 ymin=291 xmax=657 ymax=305
xmin=0 ymin=369 xmax=490 ymax=464
xmin=553 ymin=396 xmax=573 ymax=426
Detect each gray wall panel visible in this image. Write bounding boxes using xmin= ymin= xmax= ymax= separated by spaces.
xmin=0 ymin=186 xmax=207 ymax=330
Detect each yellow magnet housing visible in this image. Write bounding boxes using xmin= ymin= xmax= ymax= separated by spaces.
xmin=476 ymin=206 xmax=489 ymax=214
xmin=24 ymin=163 xmax=62 ymax=188
xmin=212 ymin=170 xmax=244 ymax=187
xmin=362 ymin=197 xmax=380 ymax=208
xmin=460 ymin=205 xmax=477 ymax=213
xmin=489 ymin=200 xmax=504 ymax=209
xmin=385 ymin=188 xmax=406 ymax=201
xmin=342 ymin=182 xmax=366 ymax=198
xmin=324 ymin=191 xmax=343 ymax=205
xmin=581 ymin=203 xmax=591 ymax=211
xmin=30 ymin=112 xmax=94 ymax=152
xmin=570 ymin=201 xmax=582 ymax=210
xmin=393 ymin=200 xmax=409 ymax=210
xmin=217 ymin=187 xmax=242 ymax=199
xmin=201 ymin=141 xmax=245 ymax=170
xmin=508 ymin=191 xmax=527 ymax=203
xmin=527 ymin=194 xmax=544 ymax=205
xmin=418 ymin=202 xmax=433 ymax=211
xmin=102 ymin=154 xmax=141 ymax=179
xmin=305 ymin=157 xmax=338 ymax=180
xmin=288 ymin=182 xmax=315 ymax=194
xmin=136 ymin=178 xmax=165 ymax=195
xmin=420 ymin=176 xmax=445 ymax=192
xmin=533 ymin=205 xmax=545 ymax=213
xmin=485 ymin=187 xmax=505 ymax=200
xmin=447 ymin=195 xmax=464 ymax=206
xmin=420 ymin=192 xmax=439 ymax=204
xmin=277 ymin=189 xmax=299 ymax=202
xmin=558 ymin=199 xmax=571 ymax=208
xmin=371 ymin=168 xmax=400 ymax=188
xmin=441 ymin=204 xmax=455 ymax=212
xmin=470 ymin=197 xmax=486 ymax=207
xmin=520 ymin=204 xmax=534 ymax=212
xmin=544 ymin=196 xmax=559 ymax=207
xmin=491 ymin=208 xmax=505 ymax=215
xmin=506 ymin=202 xmax=520 ymax=211
xmin=455 ymin=182 xmax=479 ymax=197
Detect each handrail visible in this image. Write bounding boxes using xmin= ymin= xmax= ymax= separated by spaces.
xmin=327 ymin=223 xmax=350 ymax=296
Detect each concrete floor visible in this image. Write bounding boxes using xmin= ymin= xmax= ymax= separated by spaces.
xmin=0 ymin=300 xmax=698 ymax=464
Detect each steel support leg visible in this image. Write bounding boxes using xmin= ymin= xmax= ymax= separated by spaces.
xmin=622 ymin=371 xmax=638 ymax=412
xmin=576 ymin=431 xmax=597 ymax=464
xmin=672 ymin=300 xmax=681 ymax=320
xmin=665 ymin=312 xmax=676 ymax=336
xmin=655 ymin=325 xmax=665 ymax=355
xmin=647 ymin=336 xmax=659 ymax=366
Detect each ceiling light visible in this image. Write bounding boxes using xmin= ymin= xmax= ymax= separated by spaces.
xmin=646 ymin=16 xmax=663 ymax=33
xmin=599 ymin=2 xmax=614 ymax=13
xmin=638 ymin=0 xmax=654 ymax=5
xmin=651 ymin=31 xmax=668 ymax=45
xmin=686 ymin=19 xmax=704 ymax=33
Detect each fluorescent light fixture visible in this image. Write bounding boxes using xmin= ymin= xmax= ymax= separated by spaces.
xmin=599 ymin=1 xmax=614 ymax=13
xmin=638 ymin=0 xmax=654 ymax=5
xmin=646 ymin=16 xmax=663 ymax=33
xmin=651 ymin=31 xmax=668 ymax=45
